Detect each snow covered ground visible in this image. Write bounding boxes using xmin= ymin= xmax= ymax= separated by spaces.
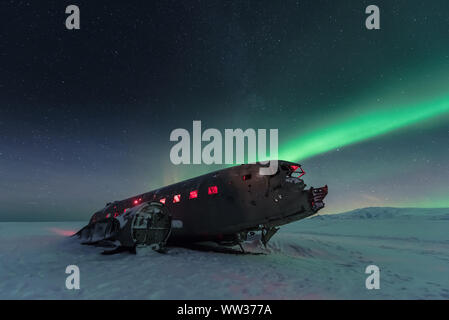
xmin=0 ymin=207 xmax=448 ymax=300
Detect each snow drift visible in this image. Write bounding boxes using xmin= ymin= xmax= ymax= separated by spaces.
xmin=0 ymin=207 xmax=448 ymax=299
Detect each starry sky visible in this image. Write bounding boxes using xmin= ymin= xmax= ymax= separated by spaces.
xmin=1 ymin=0 xmax=448 ymax=221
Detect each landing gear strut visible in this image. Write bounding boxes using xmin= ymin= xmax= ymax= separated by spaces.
xmin=261 ymin=227 xmax=279 ymax=247
xmin=235 ymin=225 xmax=280 ymax=253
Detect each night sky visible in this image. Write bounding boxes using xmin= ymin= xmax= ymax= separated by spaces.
xmin=1 ymin=0 xmax=448 ymax=221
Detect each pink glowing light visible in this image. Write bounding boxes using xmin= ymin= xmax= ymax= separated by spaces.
xmin=49 ymin=228 xmax=76 ymax=237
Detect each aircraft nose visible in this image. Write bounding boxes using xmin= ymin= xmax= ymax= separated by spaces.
xmin=311 ymin=185 xmax=328 ymax=212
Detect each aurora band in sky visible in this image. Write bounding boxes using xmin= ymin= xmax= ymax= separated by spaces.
xmin=279 ymin=94 xmax=449 ymax=162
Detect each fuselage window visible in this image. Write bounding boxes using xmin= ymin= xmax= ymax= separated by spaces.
xmin=189 ymin=190 xmax=198 ymax=199
xmin=208 ymin=186 xmax=218 ymax=195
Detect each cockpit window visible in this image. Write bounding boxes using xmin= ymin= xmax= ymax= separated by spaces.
xmin=290 ymin=165 xmax=306 ymax=178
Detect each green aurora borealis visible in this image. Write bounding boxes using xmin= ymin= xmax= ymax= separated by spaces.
xmin=278 ymin=90 xmax=449 ymax=211
xmin=1 ymin=0 xmax=449 ymax=220
xmin=279 ymin=93 xmax=449 ymax=163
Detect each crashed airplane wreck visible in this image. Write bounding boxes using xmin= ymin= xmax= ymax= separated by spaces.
xmin=76 ymin=161 xmax=328 ymax=254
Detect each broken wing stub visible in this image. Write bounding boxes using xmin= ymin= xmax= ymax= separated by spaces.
xmin=75 ymin=202 xmax=172 ymax=254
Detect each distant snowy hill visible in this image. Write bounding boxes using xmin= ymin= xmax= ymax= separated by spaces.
xmin=0 ymin=207 xmax=448 ymax=300
xmin=311 ymin=207 xmax=449 ymax=220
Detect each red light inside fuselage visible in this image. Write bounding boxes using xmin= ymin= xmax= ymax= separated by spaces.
xmin=290 ymin=165 xmax=305 ymax=178
xmin=208 ymin=186 xmax=218 ymax=195
xmin=173 ymin=194 xmax=181 ymax=203
xmin=160 ymin=198 xmax=166 ymax=204
xmin=189 ymin=190 xmax=198 ymax=199
xmin=133 ymin=198 xmax=143 ymax=206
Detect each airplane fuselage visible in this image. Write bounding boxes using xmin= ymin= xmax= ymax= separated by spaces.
xmin=80 ymin=161 xmax=328 ymax=250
